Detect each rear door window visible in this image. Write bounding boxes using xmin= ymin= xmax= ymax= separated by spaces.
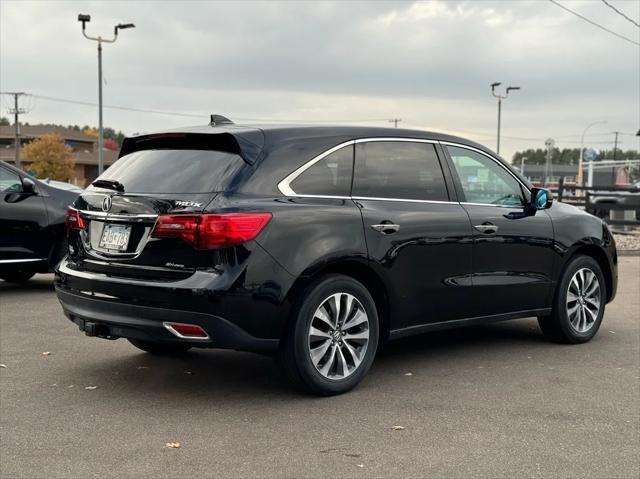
xmin=289 ymin=144 xmax=353 ymax=196
xmin=98 ymin=150 xmax=245 ymax=194
xmin=353 ymin=141 xmax=448 ymax=201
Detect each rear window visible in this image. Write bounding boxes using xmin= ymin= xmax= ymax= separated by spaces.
xmin=353 ymin=141 xmax=448 ymax=201
xmin=98 ymin=150 xmax=245 ymax=194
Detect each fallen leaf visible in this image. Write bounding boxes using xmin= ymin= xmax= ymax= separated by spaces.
xmin=67 ymin=385 xmax=75 ymax=389
xmin=0 ymin=364 xmax=6 ymax=368
xmin=42 ymin=352 xmax=51 ymax=356
xmin=392 ymin=425 xmax=405 ymax=431
xmin=357 ymin=464 xmax=364 ymax=468
xmin=165 ymin=442 xmax=181 ymax=449
xmin=85 ymin=386 xmax=98 ymax=390
xmin=404 ymin=372 xmax=413 ymax=376
xmin=609 ymin=331 xmax=616 ymax=334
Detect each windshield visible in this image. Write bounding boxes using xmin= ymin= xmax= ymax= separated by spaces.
xmin=95 ymin=149 xmax=245 ymax=194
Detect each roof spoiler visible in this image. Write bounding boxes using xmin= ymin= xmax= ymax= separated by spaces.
xmin=209 ymin=114 xmax=234 ymax=126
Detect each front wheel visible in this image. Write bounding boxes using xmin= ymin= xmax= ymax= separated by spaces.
xmin=278 ymin=274 xmax=379 ymax=396
xmin=128 ymin=339 xmax=192 ymax=355
xmin=538 ymin=255 xmax=606 ymax=344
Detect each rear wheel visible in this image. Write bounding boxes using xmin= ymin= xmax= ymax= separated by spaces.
xmin=0 ymin=271 xmax=36 ymax=283
xmin=538 ymin=255 xmax=606 ymax=344
xmin=127 ymin=339 xmax=192 ymax=355
xmin=279 ymin=274 xmax=379 ymax=396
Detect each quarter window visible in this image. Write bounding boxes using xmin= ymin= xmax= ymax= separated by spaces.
xmin=446 ymin=146 xmax=525 ymax=206
xmin=353 ymin=141 xmax=448 ymax=201
xmin=290 ymin=145 xmax=353 ymax=196
xmin=0 ymin=167 xmax=23 ymax=193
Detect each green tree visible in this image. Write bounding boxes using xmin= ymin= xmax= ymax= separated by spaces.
xmin=22 ymin=134 xmax=74 ymax=181
xmin=0 ymin=117 xmax=9 ymax=126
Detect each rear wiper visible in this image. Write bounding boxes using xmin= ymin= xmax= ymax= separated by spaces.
xmin=92 ymin=179 xmax=125 ymax=192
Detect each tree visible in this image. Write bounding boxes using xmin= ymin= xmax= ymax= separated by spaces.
xmin=0 ymin=117 xmax=9 ymax=126
xmin=22 ymin=134 xmax=74 ymax=181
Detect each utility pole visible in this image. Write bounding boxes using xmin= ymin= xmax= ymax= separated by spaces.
xmin=490 ymin=83 xmax=520 ymax=155
xmin=1 ymin=92 xmax=27 ymax=171
xmin=613 ymin=131 xmax=620 ymax=161
xmin=544 ymin=138 xmax=555 ymax=186
xmin=388 ymin=118 xmax=402 ymax=128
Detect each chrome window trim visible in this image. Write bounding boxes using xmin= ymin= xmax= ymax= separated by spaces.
xmin=354 ymin=137 xmax=438 ymax=145
xmin=277 ymin=140 xmax=355 ymax=196
xmin=278 ymin=137 xmax=440 ymax=198
xmin=352 ymin=196 xmax=457 ymax=205
xmin=440 ymin=141 xmax=531 ymax=192
xmin=0 ymin=258 xmax=46 ymax=264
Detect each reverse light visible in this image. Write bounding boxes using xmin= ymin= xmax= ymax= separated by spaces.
xmin=65 ymin=207 xmax=86 ymax=230
xmin=151 ymin=213 xmax=271 ymax=250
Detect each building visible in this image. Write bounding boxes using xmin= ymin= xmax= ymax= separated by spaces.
xmin=0 ymin=124 xmax=119 ymax=186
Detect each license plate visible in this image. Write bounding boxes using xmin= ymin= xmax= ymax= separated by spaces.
xmin=99 ymin=224 xmax=131 ymax=251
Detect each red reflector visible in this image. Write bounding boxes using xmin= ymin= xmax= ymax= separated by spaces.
xmin=65 ymin=207 xmax=86 ymax=230
xmin=151 ymin=213 xmax=271 ymax=249
xmin=164 ymin=322 xmax=209 ymax=339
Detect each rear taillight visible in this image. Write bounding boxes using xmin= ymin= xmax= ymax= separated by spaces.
xmin=150 ymin=213 xmax=271 ymax=249
xmin=65 ymin=207 xmax=86 ymax=230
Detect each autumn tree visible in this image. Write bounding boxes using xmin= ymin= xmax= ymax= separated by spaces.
xmin=22 ymin=134 xmax=74 ymax=181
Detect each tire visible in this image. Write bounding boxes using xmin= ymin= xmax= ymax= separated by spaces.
xmin=538 ymin=255 xmax=607 ymax=344
xmin=278 ymin=274 xmax=379 ymax=396
xmin=0 ymin=271 xmax=36 ymax=283
xmin=127 ymin=339 xmax=192 ymax=355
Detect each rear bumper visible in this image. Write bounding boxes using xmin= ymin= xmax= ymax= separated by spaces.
xmin=56 ymin=287 xmax=279 ymax=352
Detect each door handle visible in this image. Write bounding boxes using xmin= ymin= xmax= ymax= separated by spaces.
xmin=370 ymin=223 xmax=400 ymax=234
xmin=474 ymin=222 xmax=498 ymax=234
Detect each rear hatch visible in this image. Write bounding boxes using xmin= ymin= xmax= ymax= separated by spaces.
xmin=69 ymin=134 xmax=251 ymax=280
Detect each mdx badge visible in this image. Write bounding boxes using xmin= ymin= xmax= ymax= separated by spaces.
xmin=174 ymin=200 xmax=202 ymax=208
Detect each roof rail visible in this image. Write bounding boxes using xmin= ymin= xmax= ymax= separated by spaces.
xmin=209 ymin=114 xmax=234 ymax=126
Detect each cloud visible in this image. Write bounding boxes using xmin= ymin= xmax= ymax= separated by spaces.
xmin=1 ymin=0 xmax=638 ymax=159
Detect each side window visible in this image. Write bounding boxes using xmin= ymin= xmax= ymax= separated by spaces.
xmin=353 ymin=141 xmax=448 ymax=201
xmin=446 ymin=146 xmax=525 ymax=206
xmin=0 ymin=167 xmax=23 ymax=193
xmin=290 ymin=145 xmax=353 ymax=196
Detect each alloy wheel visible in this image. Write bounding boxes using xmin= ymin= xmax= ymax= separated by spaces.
xmin=566 ymin=267 xmax=601 ymax=333
xmin=307 ymin=292 xmax=370 ymax=380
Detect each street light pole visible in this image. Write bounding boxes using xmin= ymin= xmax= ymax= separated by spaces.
xmin=577 ymin=120 xmax=607 ymax=188
xmin=490 ymin=83 xmax=520 ymax=156
xmin=78 ymin=14 xmax=135 ymax=176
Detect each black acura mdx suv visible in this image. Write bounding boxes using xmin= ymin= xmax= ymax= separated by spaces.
xmin=55 ymin=121 xmax=617 ymax=395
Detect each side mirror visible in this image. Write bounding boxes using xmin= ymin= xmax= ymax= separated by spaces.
xmin=530 ymin=187 xmax=553 ymax=210
xmin=22 ymin=177 xmax=37 ymax=195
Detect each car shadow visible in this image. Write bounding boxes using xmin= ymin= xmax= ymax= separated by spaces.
xmin=61 ymin=318 xmax=546 ymax=402
xmin=0 ymin=274 xmax=55 ymax=294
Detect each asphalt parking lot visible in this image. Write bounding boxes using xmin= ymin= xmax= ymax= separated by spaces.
xmin=1 ymin=257 xmax=638 ymax=479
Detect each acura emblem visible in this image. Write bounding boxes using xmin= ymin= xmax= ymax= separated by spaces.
xmin=102 ymin=196 xmax=112 ymax=212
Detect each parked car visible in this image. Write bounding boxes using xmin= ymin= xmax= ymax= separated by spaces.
xmin=0 ymin=160 xmax=80 ymax=282
xmin=42 ymin=178 xmax=84 ymax=193
xmin=54 ymin=122 xmax=618 ymax=395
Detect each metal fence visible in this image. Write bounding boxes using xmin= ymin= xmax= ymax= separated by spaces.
xmin=551 ymin=178 xmax=640 ymax=228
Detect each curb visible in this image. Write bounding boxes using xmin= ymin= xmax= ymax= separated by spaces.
xmin=618 ymin=250 xmax=640 ymax=257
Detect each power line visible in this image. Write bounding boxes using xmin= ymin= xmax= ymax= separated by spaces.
xmin=548 ymin=0 xmax=640 ymax=46
xmin=601 ymin=0 xmax=640 ymax=28
xmin=31 ymin=94 xmax=389 ymax=124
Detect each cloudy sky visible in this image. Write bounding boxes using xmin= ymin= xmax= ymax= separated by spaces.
xmin=1 ymin=0 xmax=638 ymax=160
